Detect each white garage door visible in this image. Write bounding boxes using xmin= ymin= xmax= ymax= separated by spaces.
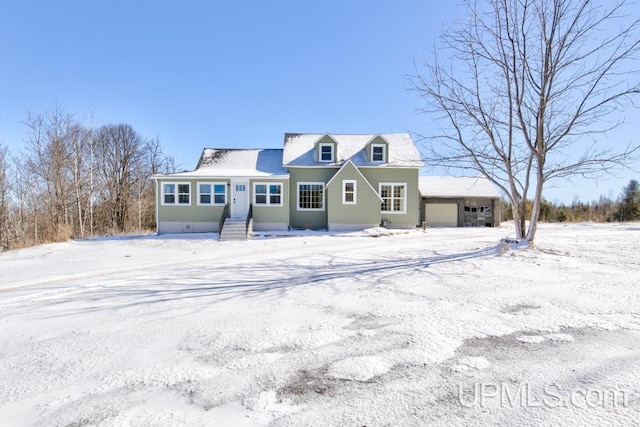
xmin=425 ymin=203 xmax=458 ymax=227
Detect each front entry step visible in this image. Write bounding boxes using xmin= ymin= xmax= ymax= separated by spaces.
xmin=219 ymin=219 xmax=249 ymax=241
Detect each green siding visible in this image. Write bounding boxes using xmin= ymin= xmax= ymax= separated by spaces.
xmin=156 ymin=166 xmax=420 ymax=232
xmin=360 ymin=168 xmax=420 ymax=228
xmin=250 ymin=179 xmax=290 ymax=226
xmin=157 ymin=178 xmax=291 ymax=227
xmin=288 ymin=168 xmax=337 ymax=229
xmin=157 ymin=179 xmax=228 ymax=223
xmin=288 ymin=166 xmax=420 ymax=229
xmin=326 ymin=162 xmax=381 ymax=229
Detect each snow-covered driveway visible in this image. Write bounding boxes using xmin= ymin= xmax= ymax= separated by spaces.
xmin=1 ymin=224 xmax=639 ymax=426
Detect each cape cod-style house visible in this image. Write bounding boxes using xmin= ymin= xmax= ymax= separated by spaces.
xmin=152 ymin=133 xmax=500 ymax=238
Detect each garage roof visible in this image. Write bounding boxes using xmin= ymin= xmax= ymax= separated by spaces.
xmin=419 ymin=176 xmax=502 ymax=199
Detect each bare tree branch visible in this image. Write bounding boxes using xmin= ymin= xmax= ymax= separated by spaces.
xmin=411 ymin=0 xmax=640 ymax=242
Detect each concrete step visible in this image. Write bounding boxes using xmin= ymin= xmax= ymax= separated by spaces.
xmin=219 ymin=219 xmax=250 ymax=241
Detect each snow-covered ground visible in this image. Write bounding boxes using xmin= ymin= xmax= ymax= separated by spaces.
xmin=1 ymin=223 xmax=639 ymax=426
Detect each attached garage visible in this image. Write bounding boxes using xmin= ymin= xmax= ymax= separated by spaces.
xmin=419 ymin=176 xmax=502 ymax=228
xmin=424 ymin=203 xmax=458 ymax=227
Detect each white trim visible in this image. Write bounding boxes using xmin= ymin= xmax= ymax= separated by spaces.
xmin=353 ymin=166 xmax=419 ymax=169
xmin=197 ymin=181 xmax=227 ymax=206
xmin=371 ymin=143 xmax=387 ymax=163
xmin=155 ymin=179 xmax=159 ymax=231
xmin=318 ymin=143 xmax=334 ymax=162
xmin=379 ymin=182 xmax=407 ymax=214
xmin=342 ymin=179 xmax=357 ymax=204
xmin=297 ymin=182 xmax=325 ymax=211
xmin=253 ymin=182 xmax=284 ymax=207
xmin=161 ymin=182 xmax=191 ymax=206
xmin=153 ymin=174 xmax=290 ymax=180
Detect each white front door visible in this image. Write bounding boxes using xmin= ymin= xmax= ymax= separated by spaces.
xmin=231 ymin=181 xmax=249 ymax=219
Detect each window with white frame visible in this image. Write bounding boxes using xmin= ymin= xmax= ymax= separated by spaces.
xmin=254 ymin=183 xmax=283 ymax=206
xmin=163 ymin=183 xmax=176 ymax=204
xmin=379 ymin=183 xmax=406 ymax=213
xmin=319 ymin=143 xmax=334 ymax=162
xmin=371 ymin=144 xmax=386 ymax=162
xmin=162 ymin=182 xmax=191 ymax=205
xmin=198 ymin=182 xmax=226 ymax=205
xmin=298 ymin=182 xmax=325 ymax=210
xmin=342 ymin=180 xmax=357 ymax=204
xmin=177 ymin=183 xmax=190 ymax=204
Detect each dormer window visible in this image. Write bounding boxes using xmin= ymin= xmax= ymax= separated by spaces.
xmin=319 ymin=143 xmax=334 ymax=162
xmin=371 ymin=144 xmax=386 ymax=162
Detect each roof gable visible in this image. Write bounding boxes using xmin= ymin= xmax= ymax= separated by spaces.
xmin=326 ymin=160 xmax=382 ymax=201
xmin=314 ymin=134 xmax=339 ymax=163
xmin=366 ymin=135 xmax=389 ymax=147
xmin=365 ymin=135 xmax=390 ymax=163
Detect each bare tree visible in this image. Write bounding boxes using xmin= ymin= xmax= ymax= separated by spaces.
xmin=95 ymin=124 xmax=146 ymax=232
xmin=412 ymin=0 xmax=640 ymax=243
xmin=69 ymin=124 xmax=92 ymax=238
xmin=0 ymin=145 xmax=11 ymax=249
xmin=23 ymin=106 xmax=76 ymax=241
xmin=13 ymin=156 xmax=44 ymax=245
xmin=0 ymin=105 xmax=175 ymax=249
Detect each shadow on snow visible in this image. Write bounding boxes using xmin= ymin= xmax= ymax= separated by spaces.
xmin=45 ymin=243 xmax=506 ymax=318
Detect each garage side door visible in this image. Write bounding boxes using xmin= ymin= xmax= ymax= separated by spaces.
xmin=425 ymin=203 xmax=458 ymax=227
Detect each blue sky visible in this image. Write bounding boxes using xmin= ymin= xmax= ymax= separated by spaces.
xmin=0 ymin=1 xmax=637 ymax=204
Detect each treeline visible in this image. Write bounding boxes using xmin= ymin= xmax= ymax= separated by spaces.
xmin=0 ymin=106 xmax=177 ymax=250
xmin=502 ymin=180 xmax=640 ymax=223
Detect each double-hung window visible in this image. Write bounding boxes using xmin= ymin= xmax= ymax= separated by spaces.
xmin=254 ymin=183 xmax=283 ymax=206
xmin=379 ymin=183 xmax=406 ymax=214
xmin=371 ymin=144 xmax=386 ymax=162
xmin=298 ymin=182 xmax=325 ymax=211
xmin=198 ymin=182 xmax=226 ymax=205
xmin=342 ymin=180 xmax=357 ymax=204
xmin=162 ymin=182 xmax=191 ymax=205
xmin=319 ymin=144 xmax=334 ymax=162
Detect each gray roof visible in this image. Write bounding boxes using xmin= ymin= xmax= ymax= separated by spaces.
xmin=282 ymin=133 xmax=423 ymax=167
xmin=156 ymin=148 xmax=288 ymax=178
xmin=419 ymin=176 xmax=502 ymax=198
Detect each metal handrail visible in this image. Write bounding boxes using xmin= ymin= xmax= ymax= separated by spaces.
xmin=219 ymin=203 xmax=230 ymax=233
xmin=245 ymin=204 xmax=253 ymax=237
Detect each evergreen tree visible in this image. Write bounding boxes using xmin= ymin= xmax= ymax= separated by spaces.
xmin=621 ymin=180 xmax=640 ymax=221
